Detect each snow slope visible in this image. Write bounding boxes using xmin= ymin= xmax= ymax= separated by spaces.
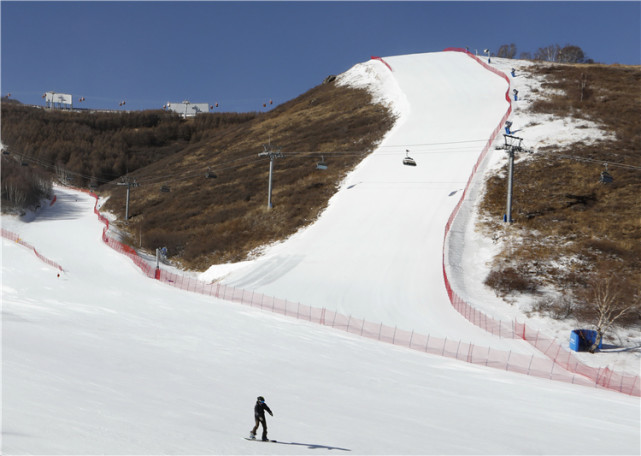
xmin=2 ymin=51 xmax=640 ymax=454
xmin=3 ymin=187 xmax=640 ymax=454
xmin=217 ymin=52 xmax=519 ymax=344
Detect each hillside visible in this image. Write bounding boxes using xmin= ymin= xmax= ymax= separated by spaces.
xmin=2 ymin=59 xmax=638 ymax=323
xmin=478 ymin=61 xmax=641 ymax=323
xmin=0 ymin=102 xmax=259 ymax=213
xmin=0 ymin=102 xmax=258 ymax=185
xmin=100 ymin=81 xmax=395 ymax=269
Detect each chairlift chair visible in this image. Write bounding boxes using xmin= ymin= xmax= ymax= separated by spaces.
xmin=600 ymin=164 xmax=613 ymax=184
xmin=403 ymin=149 xmax=416 ymax=166
xmin=600 ymin=171 xmax=613 ymax=184
xmin=205 ymin=167 xmax=217 ymax=179
xmin=161 ymin=185 xmax=171 ymax=193
xmin=316 ymin=156 xmax=328 ymax=170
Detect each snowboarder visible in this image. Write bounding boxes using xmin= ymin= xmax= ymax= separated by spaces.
xmin=249 ymin=396 xmax=273 ymax=441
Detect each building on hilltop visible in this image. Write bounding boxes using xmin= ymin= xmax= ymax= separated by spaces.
xmin=44 ymin=91 xmax=73 ymax=110
xmin=165 ymin=100 xmax=210 ymax=118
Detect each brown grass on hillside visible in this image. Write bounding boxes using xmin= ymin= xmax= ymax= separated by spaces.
xmin=101 ymin=81 xmax=395 ymax=270
xmin=479 ymin=63 xmax=641 ymax=324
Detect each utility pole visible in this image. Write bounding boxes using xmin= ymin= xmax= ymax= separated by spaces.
xmin=258 ymin=142 xmax=283 ymax=209
xmin=503 ymin=134 xmax=525 ymax=224
xmin=117 ymin=176 xmax=138 ymax=222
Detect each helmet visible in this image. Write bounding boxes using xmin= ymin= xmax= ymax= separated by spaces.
xmin=257 ymin=396 xmax=265 ymax=402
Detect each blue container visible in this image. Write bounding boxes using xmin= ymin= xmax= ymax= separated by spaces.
xmin=570 ymin=329 xmax=602 ymax=352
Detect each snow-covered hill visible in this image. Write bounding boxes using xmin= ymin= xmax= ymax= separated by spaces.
xmin=2 ymin=51 xmax=639 ymax=454
xmin=214 ymin=52 xmax=516 ymax=343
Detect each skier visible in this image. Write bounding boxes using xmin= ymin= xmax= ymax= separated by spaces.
xmin=250 ymin=396 xmax=273 ymax=441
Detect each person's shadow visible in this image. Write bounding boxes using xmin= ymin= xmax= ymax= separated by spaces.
xmin=273 ymin=440 xmax=351 ymax=451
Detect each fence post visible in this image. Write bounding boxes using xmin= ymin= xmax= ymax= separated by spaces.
xmin=425 ymin=334 xmax=430 ymax=352
xmin=360 ymin=319 xmax=365 ymax=336
xmin=455 ymin=340 xmax=462 ymax=359
xmin=378 ymin=323 xmax=383 ymax=340
xmin=392 ymin=326 xmax=397 ymax=344
xmin=628 ymin=375 xmax=638 ymax=396
xmin=442 ymin=337 xmax=447 ymax=356
xmin=505 ymin=350 xmax=512 ymax=371
xmin=550 ymin=359 xmax=558 ymax=380
xmin=346 ymin=315 xmax=351 ymax=332
xmin=409 ymin=330 xmax=414 ymax=349
xmin=527 ymin=355 xmax=534 ymax=375
xmin=552 ymin=343 xmax=562 ymax=364
xmin=618 ymin=371 xmax=624 ymax=394
xmin=594 ymin=367 xmax=602 ymax=387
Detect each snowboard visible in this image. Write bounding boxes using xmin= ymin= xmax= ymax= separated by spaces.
xmin=244 ymin=437 xmax=277 ymax=442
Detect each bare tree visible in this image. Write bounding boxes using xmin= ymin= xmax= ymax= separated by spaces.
xmin=497 ymin=43 xmax=517 ymax=59
xmin=533 ymin=43 xmax=588 ymax=63
xmin=582 ymin=275 xmax=640 ymax=353
xmin=534 ymin=44 xmax=561 ymax=62
xmin=579 ymin=72 xmax=590 ymax=102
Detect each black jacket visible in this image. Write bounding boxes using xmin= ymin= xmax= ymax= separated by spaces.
xmin=254 ymin=401 xmax=273 ymax=419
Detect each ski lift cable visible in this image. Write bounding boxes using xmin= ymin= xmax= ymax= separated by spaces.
xmin=19 ymin=143 xmax=465 ymax=188
xmin=9 ymin=154 xmax=117 ymax=184
xmin=378 ymin=139 xmax=488 ymax=148
xmin=284 ymin=145 xmax=481 ymax=157
xmin=120 ymin=149 xmax=641 ymax=188
xmin=285 ymin=139 xmax=489 ymax=157
xmin=134 ymin=156 xmax=265 ymax=186
xmin=17 ymin=134 xmax=592 ymax=191
xmin=131 ymin=153 xmax=261 ymax=185
xmin=555 ymin=154 xmax=641 ymax=171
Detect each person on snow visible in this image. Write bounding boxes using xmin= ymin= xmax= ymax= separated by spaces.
xmin=250 ymin=396 xmax=273 ymax=441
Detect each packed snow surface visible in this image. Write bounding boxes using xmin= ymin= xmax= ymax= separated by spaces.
xmin=217 ymin=52 xmax=518 ymax=345
xmin=2 ymin=51 xmax=639 ymax=454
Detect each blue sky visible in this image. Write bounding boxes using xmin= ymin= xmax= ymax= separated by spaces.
xmin=2 ymin=1 xmax=640 ymax=112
